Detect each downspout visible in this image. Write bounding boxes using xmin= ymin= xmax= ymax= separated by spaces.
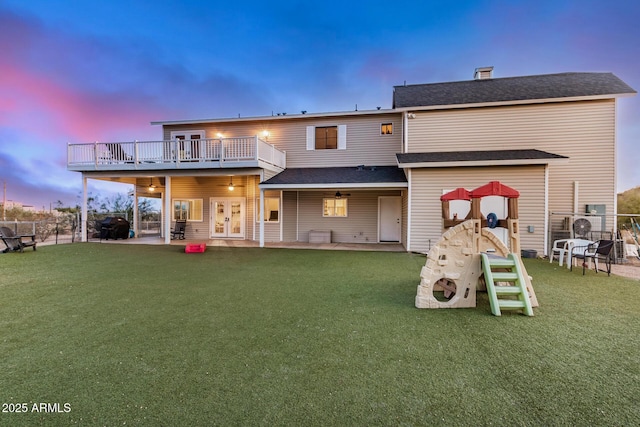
xmin=403 ymin=111 xmax=409 ymax=153
xmin=573 ymin=181 xmax=579 ymax=217
xmin=406 ymin=169 xmax=412 ymax=251
xmin=543 ymin=165 xmax=549 ymax=256
xmin=613 ymin=99 xmax=618 ymax=231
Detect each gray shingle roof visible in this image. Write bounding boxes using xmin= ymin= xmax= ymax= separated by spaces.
xmin=393 ymin=72 xmax=636 ymax=108
xmin=396 ymin=149 xmax=567 ymax=165
xmin=261 ymin=166 xmax=407 ymax=186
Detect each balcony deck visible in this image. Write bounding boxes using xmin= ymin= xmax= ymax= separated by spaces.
xmin=67 ymin=136 xmax=286 ymax=172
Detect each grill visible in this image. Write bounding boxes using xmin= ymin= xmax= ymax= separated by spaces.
xmin=100 ymin=217 xmax=130 ymax=240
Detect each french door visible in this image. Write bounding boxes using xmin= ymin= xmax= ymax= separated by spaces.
xmin=170 ymin=130 xmax=204 ymax=161
xmin=210 ymin=198 xmax=245 ymax=238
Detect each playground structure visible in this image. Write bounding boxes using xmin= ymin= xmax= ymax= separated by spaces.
xmin=415 ymin=181 xmax=539 ymax=316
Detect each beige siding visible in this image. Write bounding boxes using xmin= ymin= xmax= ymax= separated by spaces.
xmin=282 ymin=191 xmax=298 ymax=241
xmin=407 ymin=100 xmax=616 ymax=228
xmin=296 ymin=190 xmax=403 ymax=243
xmin=160 ymin=175 xmax=260 ymax=240
xmin=164 ymin=113 xmax=403 ymax=168
xmin=408 ymin=166 xmax=546 ymax=254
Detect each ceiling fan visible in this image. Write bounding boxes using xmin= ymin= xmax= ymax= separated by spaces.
xmin=324 ymin=191 xmax=351 ymax=199
xmin=217 ymin=176 xmax=246 ymax=191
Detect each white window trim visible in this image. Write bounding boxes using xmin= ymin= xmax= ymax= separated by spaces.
xmin=306 ymin=125 xmax=347 ymax=150
xmin=170 ymin=130 xmax=206 ymax=140
xmin=255 ymin=196 xmax=280 ymax=223
xmin=380 ymin=122 xmax=393 ymax=135
xmin=323 ymin=198 xmax=348 ymax=217
xmin=172 ymin=198 xmax=204 ymax=222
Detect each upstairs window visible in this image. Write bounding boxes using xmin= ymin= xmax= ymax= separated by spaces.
xmin=381 ymin=123 xmax=393 ymax=135
xmin=306 ymin=125 xmax=347 ymax=150
xmin=315 ymin=126 xmax=338 ymax=149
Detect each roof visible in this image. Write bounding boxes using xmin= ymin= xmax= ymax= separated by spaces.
xmin=393 ymin=72 xmax=636 ymax=109
xmin=441 ymin=188 xmax=471 ymax=201
xmin=151 ymin=108 xmax=396 ymax=126
xmin=440 ymin=181 xmax=520 ymax=201
xmin=260 ymin=166 xmax=408 ymax=189
xmin=396 ymin=149 xmax=568 ymax=168
xmin=470 ymin=181 xmax=520 ymax=198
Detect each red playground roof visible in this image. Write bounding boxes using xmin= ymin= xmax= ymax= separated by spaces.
xmin=470 ymin=181 xmax=520 ymax=198
xmin=441 ymin=187 xmax=472 ymax=201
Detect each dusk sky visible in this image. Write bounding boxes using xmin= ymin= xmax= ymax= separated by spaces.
xmin=1 ymin=0 xmax=639 ymax=209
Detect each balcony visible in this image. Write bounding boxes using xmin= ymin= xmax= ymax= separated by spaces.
xmin=67 ymin=136 xmax=286 ymax=172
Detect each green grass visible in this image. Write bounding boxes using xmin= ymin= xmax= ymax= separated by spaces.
xmin=1 ymin=244 xmax=639 ymax=426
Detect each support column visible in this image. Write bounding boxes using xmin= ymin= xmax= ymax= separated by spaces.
xmin=164 ymin=176 xmax=171 ymax=244
xmin=133 ymin=183 xmax=139 ymax=239
xmin=259 ymin=187 xmax=265 ymax=248
xmin=81 ymin=175 xmax=88 ymax=242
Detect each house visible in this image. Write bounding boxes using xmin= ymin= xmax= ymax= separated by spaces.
xmin=68 ymin=68 xmax=636 ymax=255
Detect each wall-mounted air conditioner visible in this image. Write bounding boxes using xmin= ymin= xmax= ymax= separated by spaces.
xmin=573 ymin=215 xmax=603 ymax=237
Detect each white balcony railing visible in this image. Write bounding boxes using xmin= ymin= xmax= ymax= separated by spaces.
xmin=67 ymin=136 xmax=286 ymax=171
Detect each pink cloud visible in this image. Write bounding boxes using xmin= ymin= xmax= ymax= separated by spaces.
xmin=0 ymin=61 xmax=171 ymax=143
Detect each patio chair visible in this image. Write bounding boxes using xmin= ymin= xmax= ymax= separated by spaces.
xmin=0 ymin=226 xmax=37 ymax=253
xmin=550 ymin=238 xmax=592 ymax=268
xmin=550 ymin=238 xmax=572 ymax=267
xmin=570 ymin=239 xmax=614 ymax=276
xmin=171 ymin=220 xmax=186 ymax=240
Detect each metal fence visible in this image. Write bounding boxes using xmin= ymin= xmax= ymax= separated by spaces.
xmin=1 ymin=217 xmax=161 ymax=247
xmin=0 ymin=220 xmax=77 ymax=246
xmin=548 ymin=212 xmax=640 ymax=263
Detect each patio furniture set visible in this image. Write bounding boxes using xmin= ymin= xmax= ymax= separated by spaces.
xmin=549 ymin=238 xmax=614 ymax=275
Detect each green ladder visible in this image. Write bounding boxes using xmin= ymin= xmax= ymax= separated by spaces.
xmin=480 ymin=253 xmax=534 ymax=316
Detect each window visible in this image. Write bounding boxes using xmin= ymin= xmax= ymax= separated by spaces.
xmin=256 ymin=197 xmax=280 ymax=222
xmin=381 ymin=123 xmax=393 ymax=135
xmin=306 ymin=125 xmax=347 ymax=150
xmin=323 ymin=198 xmax=348 ymax=217
xmin=315 ymin=126 xmax=338 ymax=149
xmin=173 ymin=199 xmax=203 ymax=221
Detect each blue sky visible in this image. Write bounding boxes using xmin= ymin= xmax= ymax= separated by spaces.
xmin=1 ymin=0 xmax=639 ymax=209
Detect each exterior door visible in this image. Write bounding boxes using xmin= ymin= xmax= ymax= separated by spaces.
xmin=379 ymin=196 xmax=402 ymax=242
xmin=171 ymin=130 xmax=204 ymax=161
xmin=211 ymin=198 xmax=245 ymax=238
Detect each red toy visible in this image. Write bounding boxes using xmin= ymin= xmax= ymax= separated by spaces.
xmin=185 ymin=243 xmax=206 ymax=253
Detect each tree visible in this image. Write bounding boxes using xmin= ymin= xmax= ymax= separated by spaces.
xmin=617 ymin=186 xmax=640 ymax=228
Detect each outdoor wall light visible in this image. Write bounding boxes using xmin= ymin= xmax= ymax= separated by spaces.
xmin=262 ymin=130 xmax=270 ymax=140
xmin=216 ymin=132 xmax=224 ymax=138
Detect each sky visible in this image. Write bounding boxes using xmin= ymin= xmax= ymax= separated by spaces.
xmin=1 ymin=0 xmax=639 ymax=210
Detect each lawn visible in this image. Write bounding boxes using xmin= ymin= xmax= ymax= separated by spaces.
xmin=1 ymin=244 xmax=639 ymax=426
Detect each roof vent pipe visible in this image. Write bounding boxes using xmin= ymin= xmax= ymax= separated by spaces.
xmin=474 ymin=66 xmax=494 ymax=80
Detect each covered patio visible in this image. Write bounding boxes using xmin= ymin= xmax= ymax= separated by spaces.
xmin=98 ymin=235 xmax=406 ymax=252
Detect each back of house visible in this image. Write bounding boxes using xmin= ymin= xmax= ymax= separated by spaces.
xmin=68 ymin=67 xmax=636 ymax=255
